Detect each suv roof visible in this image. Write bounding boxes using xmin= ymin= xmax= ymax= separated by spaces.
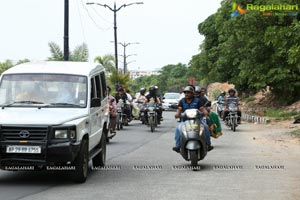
xmin=2 ymin=61 xmax=104 ymax=76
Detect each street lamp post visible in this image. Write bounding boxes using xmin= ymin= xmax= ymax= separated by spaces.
xmin=119 ymin=42 xmax=139 ymax=74
xmin=119 ymin=54 xmax=137 ymax=74
xmin=86 ymin=1 xmax=143 ymax=91
xmin=64 ymin=0 xmax=69 ymax=61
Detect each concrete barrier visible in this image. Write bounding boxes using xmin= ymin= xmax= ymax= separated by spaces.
xmin=242 ymin=113 xmax=269 ymax=124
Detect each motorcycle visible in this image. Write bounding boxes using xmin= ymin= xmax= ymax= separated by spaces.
xmin=216 ymin=101 xmax=225 ymax=119
xmin=145 ymin=102 xmax=159 ymax=132
xmin=116 ymin=99 xmax=126 ymax=130
xmin=225 ymin=102 xmax=238 ymax=132
xmin=179 ymin=109 xmax=207 ymax=167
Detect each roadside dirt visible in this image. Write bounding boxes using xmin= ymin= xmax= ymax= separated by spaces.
xmin=244 ymin=120 xmax=300 ymax=150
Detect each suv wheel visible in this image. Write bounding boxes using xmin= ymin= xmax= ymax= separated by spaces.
xmin=72 ymin=139 xmax=89 ymax=183
xmin=93 ymin=134 xmax=106 ymax=167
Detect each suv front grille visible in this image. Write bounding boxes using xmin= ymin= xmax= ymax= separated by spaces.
xmin=1 ymin=126 xmax=48 ymax=141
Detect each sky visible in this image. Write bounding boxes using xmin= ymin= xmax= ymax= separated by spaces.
xmin=0 ymin=0 xmax=222 ymax=71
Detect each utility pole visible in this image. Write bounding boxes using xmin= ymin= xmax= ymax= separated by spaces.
xmin=119 ymin=42 xmax=139 ymax=74
xmin=86 ymin=1 xmax=143 ymax=91
xmin=64 ymin=0 xmax=69 ymax=61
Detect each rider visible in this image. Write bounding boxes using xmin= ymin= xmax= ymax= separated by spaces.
xmin=194 ymin=86 xmax=201 ymax=98
xmin=200 ymin=87 xmax=209 ymax=102
xmin=115 ymin=87 xmax=131 ymax=121
xmin=106 ymin=86 xmax=117 ymax=134
xmin=154 ymin=85 xmax=163 ymax=121
xmin=205 ymin=101 xmax=223 ymax=138
xmin=173 ymin=86 xmax=213 ymax=153
xmin=143 ymin=86 xmax=162 ymax=124
xmin=217 ymin=91 xmax=226 ymax=104
xmin=136 ymin=88 xmax=147 ymax=103
xmin=223 ymin=88 xmax=242 ymax=124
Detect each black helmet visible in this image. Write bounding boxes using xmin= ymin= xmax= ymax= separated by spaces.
xmin=149 ymin=86 xmax=155 ymax=94
xmin=183 ymin=86 xmax=194 ymax=93
xmin=118 ymin=87 xmax=124 ymax=92
xmin=221 ymin=91 xmax=226 ymax=95
xmin=228 ymin=88 xmax=236 ymax=94
xmin=140 ymin=87 xmax=146 ymax=95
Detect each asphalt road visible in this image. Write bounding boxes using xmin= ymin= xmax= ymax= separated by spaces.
xmin=0 ymin=111 xmax=299 ymax=200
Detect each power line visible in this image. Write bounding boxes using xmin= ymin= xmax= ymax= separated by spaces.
xmin=90 ymin=5 xmax=113 ymax=25
xmin=80 ymin=0 xmax=111 ymax=31
xmin=76 ymin=0 xmax=86 ymax=41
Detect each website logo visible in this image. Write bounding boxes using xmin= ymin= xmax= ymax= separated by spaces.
xmin=231 ymin=2 xmax=246 ymax=18
xmin=230 ymin=2 xmax=299 ymax=18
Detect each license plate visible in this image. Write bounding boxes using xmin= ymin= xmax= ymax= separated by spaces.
xmin=6 ymin=145 xmax=41 ymax=154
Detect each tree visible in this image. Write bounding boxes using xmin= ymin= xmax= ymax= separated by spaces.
xmin=190 ymin=0 xmax=300 ymax=102
xmin=94 ymin=54 xmax=116 ymax=73
xmin=0 ymin=60 xmax=13 ymax=74
xmin=108 ymin=71 xmax=130 ymax=90
xmin=48 ymin=42 xmax=89 ymax=62
xmin=0 ymin=59 xmax=30 ymax=75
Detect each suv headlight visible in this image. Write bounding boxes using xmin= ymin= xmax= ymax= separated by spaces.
xmin=55 ymin=130 xmax=68 ymax=139
xmin=52 ymin=126 xmax=76 ymax=140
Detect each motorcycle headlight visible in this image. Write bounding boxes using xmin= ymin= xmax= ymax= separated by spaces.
xmin=229 ymin=107 xmax=237 ymax=112
xmin=148 ymin=107 xmax=155 ymax=111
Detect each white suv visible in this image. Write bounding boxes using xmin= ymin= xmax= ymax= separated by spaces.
xmin=0 ymin=61 xmax=109 ymax=183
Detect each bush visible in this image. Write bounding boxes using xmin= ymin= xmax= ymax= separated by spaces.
xmin=265 ymin=108 xmax=298 ymax=119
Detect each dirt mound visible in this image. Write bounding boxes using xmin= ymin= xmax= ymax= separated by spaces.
xmin=285 ymin=100 xmax=300 ymax=113
xmin=207 ymin=82 xmax=235 ymax=100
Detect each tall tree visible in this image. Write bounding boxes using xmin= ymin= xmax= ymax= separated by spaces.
xmin=190 ymin=0 xmax=300 ymax=102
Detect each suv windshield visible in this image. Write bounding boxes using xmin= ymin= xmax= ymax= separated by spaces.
xmin=0 ymin=74 xmax=87 ymax=107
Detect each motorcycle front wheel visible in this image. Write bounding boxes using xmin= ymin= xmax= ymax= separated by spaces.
xmin=190 ymin=150 xmax=198 ymax=167
xmin=149 ymin=116 xmax=155 ymax=132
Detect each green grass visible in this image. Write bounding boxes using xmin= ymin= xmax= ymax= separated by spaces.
xmin=265 ymin=108 xmax=298 ymax=119
xmin=290 ymin=129 xmax=300 ymax=138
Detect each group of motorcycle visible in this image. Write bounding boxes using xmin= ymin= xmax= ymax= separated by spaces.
xmin=115 ymin=98 xmax=162 ymax=133
xmin=216 ymin=100 xmax=239 ymax=132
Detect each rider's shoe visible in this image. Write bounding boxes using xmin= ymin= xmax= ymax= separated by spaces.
xmin=172 ymin=147 xmax=180 ymax=153
xmin=207 ymin=145 xmax=214 ymax=151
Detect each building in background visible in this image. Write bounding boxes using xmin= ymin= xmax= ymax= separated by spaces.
xmin=129 ymin=68 xmax=160 ymax=80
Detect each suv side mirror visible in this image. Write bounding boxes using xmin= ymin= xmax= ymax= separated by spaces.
xmin=91 ymin=98 xmax=101 ymax=107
